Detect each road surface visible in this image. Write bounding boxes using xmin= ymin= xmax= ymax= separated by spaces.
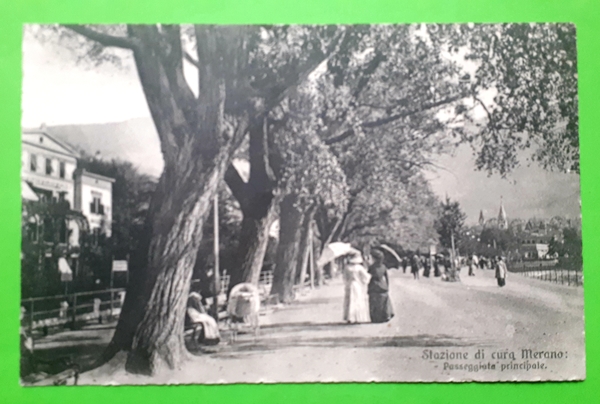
xmin=71 ymin=267 xmax=584 ymax=384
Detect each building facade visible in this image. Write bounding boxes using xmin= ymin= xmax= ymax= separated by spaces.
xmin=22 ymin=128 xmax=114 ymax=237
xmin=21 ymin=128 xmax=114 ymax=294
xmin=74 ymin=169 xmax=114 ymax=238
xmin=22 ymin=130 xmax=78 ymax=209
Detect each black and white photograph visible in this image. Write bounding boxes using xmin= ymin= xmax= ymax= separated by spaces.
xmin=20 ymin=23 xmax=583 ymax=385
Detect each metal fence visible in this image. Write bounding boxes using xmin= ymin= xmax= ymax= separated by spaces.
xmin=218 ymin=270 xmax=274 ymax=295
xmin=512 ymin=268 xmax=583 ymax=286
xmin=22 ymin=270 xmax=280 ymax=343
xmin=21 ymin=288 xmax=127 ymax=337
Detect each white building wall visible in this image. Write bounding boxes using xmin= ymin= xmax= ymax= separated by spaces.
xmin=21 ymin=143 xmax=77 ymax=209
xmin=76 ymin=173 xmax=113 ymax=238
xmin=22 ymin=131 xmax=115 ymax=244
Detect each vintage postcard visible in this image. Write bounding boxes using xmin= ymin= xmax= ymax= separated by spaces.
xmin=20 ymin=23 xmax=583 ymax=385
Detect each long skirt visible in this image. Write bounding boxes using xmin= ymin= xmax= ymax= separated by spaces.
xmin=497 ymin=277 xmax=506 ymax=287
xmin=369 ymin=292 xmax=394 ymax=323
xmin=343 ymin=282 xmax=370 ymax=323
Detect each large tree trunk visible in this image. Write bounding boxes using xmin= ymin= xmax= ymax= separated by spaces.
xmin=226 ymin=120 xmax=278 ymax=290
xmin=234 ymin=202 xmax=278 ymax=286
xmin=294 ymin=207 xmax=316 ymax=285
xmin=103 ymin=25 xmax=249 ymax=375
xmin=126 ymin=157 xmax=229 ymax=374
xmin=312 ymin=231 xmax=323 ymax=286
xmin=271 ymin=194 xmax=304 ymax=303
xmin=64 ymin=24 xmax=344 ymax=375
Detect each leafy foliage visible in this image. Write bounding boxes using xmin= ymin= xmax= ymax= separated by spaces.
xmin=549 ymin=228 xmax=583 ymax=269
xmin=77 ymin=154 xmax=156 ymax=260
xmin=434 ymin=197 xmax=467 ymax=249
xmin=272 ymin=84 xmax=349 ymax=216
xmin=317 ymin=24 xmax=578 ymax=177
xmin=435 ymin=23 xmax=579 ymax=174
xmin=478 ymin=227 xmax=522 ymax=254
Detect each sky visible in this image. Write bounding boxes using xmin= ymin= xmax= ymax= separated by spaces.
xmin=21 ymin=27 xmax=582 ymax=224
xmin=424 ymin=146 xmax=581 ymax=224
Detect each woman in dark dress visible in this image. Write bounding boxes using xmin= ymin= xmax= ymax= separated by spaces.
xmin=434 ymin=254 xmax=442 ymax=277
xmin=367 ymin=249 xmax=394 ymax=323
xmin=422 ymin=254 xmax=431 ymax=277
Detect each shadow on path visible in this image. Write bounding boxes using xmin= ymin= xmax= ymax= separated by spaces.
xmin=190 ymin=331 xmax=488 ymax=360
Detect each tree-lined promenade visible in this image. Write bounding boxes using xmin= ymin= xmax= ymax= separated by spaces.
xmin=29 ymin=266 xmax=584 ymax=383
xmin=23 ymin=23 xmax=578 ymax=376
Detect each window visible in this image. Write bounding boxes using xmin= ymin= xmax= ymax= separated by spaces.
xmin=59 ymin=220 xmax=67 ymax=244
xmin=90 ymin=194 xmax=105 ymax=215
xmin=43 ymin=217 xmax=54 ymax=243
xmin=45 ymin=158 xmax=53 ymax=175
xmin=59 ymin=162 xmax=65 ymax=179
xmin=30 ymin=154 xmax=37 ymax=172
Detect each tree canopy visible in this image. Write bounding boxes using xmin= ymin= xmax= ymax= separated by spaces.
xmin=26 ymin=22 xmax=580 ymax=375
xmin=434 ymin=197 xmax=467 ymax=249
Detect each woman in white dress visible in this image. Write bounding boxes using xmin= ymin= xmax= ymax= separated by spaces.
xmin=342 ymin=253 xmax=371 ymax=323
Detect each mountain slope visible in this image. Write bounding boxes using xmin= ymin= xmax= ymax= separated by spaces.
xmin=47 ymin=117 xmax=163 ymax=177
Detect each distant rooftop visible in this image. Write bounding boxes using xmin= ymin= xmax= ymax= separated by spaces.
xmin=74 ymin=168 xmax=116 ymax=183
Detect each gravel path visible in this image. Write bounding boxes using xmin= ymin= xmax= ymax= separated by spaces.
xmin=43 ymin=267 xmax=584 ymax=384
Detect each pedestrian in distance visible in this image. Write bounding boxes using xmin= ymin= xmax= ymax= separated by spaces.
xmin=433 ymin=254 xmax=442 ymax=277
xmin=495 ymin=256 xmax=508 ymax=287
xmin=468 ymin=254 xmax=478 ymax=276
xmin=367 ymin=248 xmax=394 ymax=323
xmin=422 ymin=253 xmax=431 ymax=277
xmin=410 ymin=253 xmax=420 ymax=280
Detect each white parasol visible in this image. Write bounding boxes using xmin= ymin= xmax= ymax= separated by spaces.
xmin=317 ymin=242 xmax=361 ymax=267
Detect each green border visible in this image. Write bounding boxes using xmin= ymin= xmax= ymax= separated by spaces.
xmin=1 ymin=0 xmax=598 ymax=402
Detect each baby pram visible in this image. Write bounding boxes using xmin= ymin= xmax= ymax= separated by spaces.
xmin=227 ymin=283 xmax=261 ymax=342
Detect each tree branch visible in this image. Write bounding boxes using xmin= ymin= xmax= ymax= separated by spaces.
xmin=324 ymin=93 xmax=467 ymax=145
xmin=324 ymin=129 xmax=354 ymax=145
xmin=262 ymin=28 xmax=349 ymax=117
xmin=63 ymin=25 xmax=139 ymax=50
xmin=224 ymin=163 xmax=248 ymax=207
xmin=183 ymin=51 xmax=200 ymax=68
xmin=361 ymin=94 xmax=465 ymax=129
xmin=474 ymin=96 xmax=495 ymax=129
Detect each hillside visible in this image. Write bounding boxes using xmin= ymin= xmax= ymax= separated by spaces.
xmin=47 ymin=117 xmax=163 ymax=178
xmin=45 ymin=118 xmax=581 ymax=223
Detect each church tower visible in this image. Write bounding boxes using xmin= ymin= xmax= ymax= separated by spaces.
xmin=498 ymin=197 xmax=508 ymax=230
xmin=479 ymin=210 xmax=485 ymax=227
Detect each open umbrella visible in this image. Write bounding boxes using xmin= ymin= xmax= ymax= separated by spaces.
xmin=376 ymin=244 xmax=402 ymax=264
xmin=317 ymin=242 xmax=360 ymax=267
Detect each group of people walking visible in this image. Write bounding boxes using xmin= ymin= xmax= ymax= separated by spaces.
xmin=398 ymin=252 xmax=508 ymax=287
xmin=342 ymin=247 xmax=394 ymax=324
xmin=400 ymin=253 xmax=452 ymax=279
xmin=340 ymin=246 xmax=509 ymax=324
